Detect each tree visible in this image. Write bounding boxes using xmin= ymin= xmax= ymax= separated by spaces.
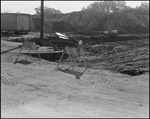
xmin=81 ymin=1 xmax=128 ymax=13
xmin=81 ymin=1 xmax=149 ymax=15
xmin=138 ymin=2 xmax=149 ymax=15
xmin=123 ymin=2 xmax=149 ymax=15
xmin=115 ymin=1 xmax=127 ymax=12
xmin=34 ymin=6 xmax=62 ymax=18
xmin=81 ymin=7 xmax=86 ymax=11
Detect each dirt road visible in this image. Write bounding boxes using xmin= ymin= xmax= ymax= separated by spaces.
xmin=1 ymin=40 xmax=149 ymax=118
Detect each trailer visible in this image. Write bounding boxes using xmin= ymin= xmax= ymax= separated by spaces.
xmin=1 ymin=13 xmax=30 ymax=34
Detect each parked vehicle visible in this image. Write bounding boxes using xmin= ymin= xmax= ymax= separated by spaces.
xmin=1 ymin=13 xmax=30 ymax=34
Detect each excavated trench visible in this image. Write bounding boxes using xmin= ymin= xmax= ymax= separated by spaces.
xmin=23 ymin=52 xmax=147 ymax=76
xmin=23 ymin=52 xmax=68 ymax=62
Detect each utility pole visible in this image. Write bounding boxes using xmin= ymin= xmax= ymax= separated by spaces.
xmin=40 ymin=0 xmax=44 ymax=45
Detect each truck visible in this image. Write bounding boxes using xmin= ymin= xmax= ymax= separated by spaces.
xmin=1 ymin=13 xmax=30 ymax=34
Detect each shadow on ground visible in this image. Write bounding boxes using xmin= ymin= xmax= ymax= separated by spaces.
xmin=58 ymin=69 xmax=84 ymax=79
xmin=14 ymin=60 xmax=33 ymax=65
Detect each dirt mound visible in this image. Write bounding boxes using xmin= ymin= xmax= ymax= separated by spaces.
xmin=31 ymin=11 xmax=149 ymax=34
xmin=100 ymin=13 xmax=149 ymax=34
xmin=51 ymin=21 xmax=73 ymax=32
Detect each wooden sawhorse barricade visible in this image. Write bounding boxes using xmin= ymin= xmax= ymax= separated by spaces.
xmin=14 ymin=40 xmax=41 ymax=64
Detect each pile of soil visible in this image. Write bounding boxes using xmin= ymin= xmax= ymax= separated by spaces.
xmin=30 ymin=12 xmax=149 ymax=34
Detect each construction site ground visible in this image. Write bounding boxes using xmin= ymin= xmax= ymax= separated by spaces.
xmin=1 ymin=37 xmax=149 ymax=118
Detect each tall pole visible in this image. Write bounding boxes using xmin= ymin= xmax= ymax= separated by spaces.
xmin=40 ymin=0 xmax=44 ymax=45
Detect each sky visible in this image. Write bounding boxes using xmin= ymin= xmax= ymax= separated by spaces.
xmin=1 ymin=1 xmax=149 ymax=14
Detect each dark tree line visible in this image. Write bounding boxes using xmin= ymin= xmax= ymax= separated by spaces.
xmin=34 ymin=6 xmax=62 ymax=18
xmin=81 ymin=1 xmax=149 ymax=15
